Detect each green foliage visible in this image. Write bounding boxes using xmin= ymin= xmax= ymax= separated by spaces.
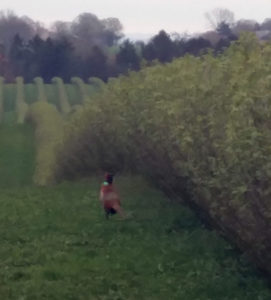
xmin=52 ymin=77 xmax=71 ymax=114
xmin=27 ymin=101 xmax=64 ymax=186
xmin=56 ymin=33 xmax=271 ymax=275
xmin=71 ymin=77 xmax=90 ymax=104
xmin=34 ymin=77 xmax=47 ymax=102
xmin=15 ymin=77 xmax=29 ymax=124
xmin=116 ymin=39 xmax=140 ymax=71
xmin=88 ymin=76 xmax=105 ymax=89
xmin=0 ymin=79 xmax=99 ymax=113
xmin=2 ymin=83 xmax=76 ymax=111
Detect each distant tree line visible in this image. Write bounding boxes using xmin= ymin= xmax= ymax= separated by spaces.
xmin=0 ymin=9 xmax=271 ymax=82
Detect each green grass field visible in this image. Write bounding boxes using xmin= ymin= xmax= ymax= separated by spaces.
xmin=0 ymin=118 xmax=271 ymax=299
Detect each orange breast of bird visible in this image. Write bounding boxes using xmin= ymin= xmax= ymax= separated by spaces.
xmin=100 ymin=184 xmax=121 ymax=210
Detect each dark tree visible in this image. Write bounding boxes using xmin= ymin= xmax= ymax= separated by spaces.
xmin=116 ymin=40 xmax=140 ymax=72
xmin=9 ymin=34 xmax=24 ymax=59
xmin=215 ymin=38 xmax=232 ymax=53
xmin=82 ymin=46 xmax=107 ymax=80
xmin=31 ymin=37 xmax=74 ymax=82
xmin=151 ymin=30 xmax=175 ymax=62
xmin=216 ymin=21 xmax=237 ymax=40
xmin=172 ymin=38 xmax=186 ymax=57
xmin=184 ymin=37 xmax=211 ymax=56
xmin=142 ymin=42 xmax=156 ymax=61
xmin=9 ymin=34 xmax=28 ymax=77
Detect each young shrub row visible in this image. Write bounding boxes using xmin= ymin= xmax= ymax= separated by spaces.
xmin=88 ymin=77 xmax=105 ymax=90
xmin=87 ymin=77 xmax=107 ymax=97
xmin=71 ymin=77 xmax=90 ymax=104
xmin=15 ymin=77 xmax=29 ymax=124
xmin=27 ymin=101 xmax=63 ymax=186
xmin=54 ymin=33 xmax=271 ymax=275
xmin=52 ymin=77 xmax=71 ymax=114
xmin=0 ymin=77 xmax=101 ymax=114
xmin=34 ymin=77 xmax=47 ymax=102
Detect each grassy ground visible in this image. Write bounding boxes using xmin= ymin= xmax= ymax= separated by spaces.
xmin=0 ymin=119 xmax=271 ymax=299
xmin=0 ymin=114 xmax=34 ymax=187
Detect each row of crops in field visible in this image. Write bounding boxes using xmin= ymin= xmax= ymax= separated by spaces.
xmin=0 ymin=76 xmax=105 ymax=123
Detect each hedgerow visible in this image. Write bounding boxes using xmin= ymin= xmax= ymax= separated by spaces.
xmin=86 ymin=77 xmax=106 ymax=100
xmin=27 ymin=101 xmax=63 ymax=186
xmin=34 ymin=77 xmax=47 ymax=102
xmin=55 ymin=33 xmax=271 ymax=275
xmin=88 ymin=77 xmax=105 ymax=89
xmin=71 ymin=77 xmax=90 ymax=104
xmin=15 ymin=77 xmax=29 ymax=124
xmin=52 ymin=77 xmax=71 ymax=114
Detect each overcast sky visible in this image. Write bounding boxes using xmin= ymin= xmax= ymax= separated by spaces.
xmin=1 ymin=0 xmax=271 ymax=37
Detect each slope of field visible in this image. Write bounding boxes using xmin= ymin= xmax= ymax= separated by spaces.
xmin=0 ymin=118 xmax=270 ymax=299
xmin=1 ymin=179 xmax=271 ymax=299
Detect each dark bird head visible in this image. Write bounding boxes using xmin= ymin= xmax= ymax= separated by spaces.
xmin=105 ymin=173 xmax=114 ymax=184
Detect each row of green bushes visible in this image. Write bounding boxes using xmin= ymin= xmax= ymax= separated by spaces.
xmin=53 ymin=33 xmax=271 ymax=276
xmin=26 ymin=102 xmax=64 ymax=186
xmin=34 ymin=77 xmax=47 ymax=102
xmin=15 ymin=77 xmax=29 ymax=124
xmin=52 ymin=77 xmax=71 ymax=114
xmin=0 ymin=76 xmax=104 ymax=115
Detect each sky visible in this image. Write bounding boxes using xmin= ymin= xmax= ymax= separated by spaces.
xmin=0 ymin=0 xmax=271 ymax=39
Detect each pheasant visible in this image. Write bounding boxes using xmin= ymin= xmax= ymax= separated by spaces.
xmin=99 ymin=173 xmax=125 ymax=219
